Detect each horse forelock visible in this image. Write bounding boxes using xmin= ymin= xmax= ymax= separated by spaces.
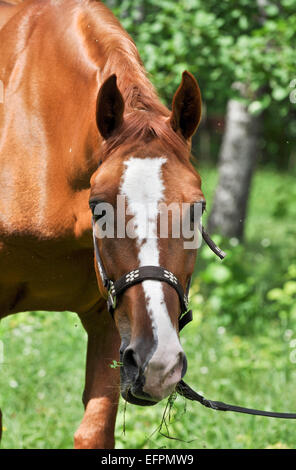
xmin=99 ymin=110 xmax=194 ymax=168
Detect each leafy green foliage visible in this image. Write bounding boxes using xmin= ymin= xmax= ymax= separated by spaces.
xmin=194 ymin=167 xmax=296 ymax=334
xmin=267 ymin=264 xmax=296 ymax=326
xmin=104 ymin=0 xmax=296 ymax=169
xmin=110 ymin=360 xmax=123 ymax=369
xmin=108 ymin=0 xmax=296 ymax=105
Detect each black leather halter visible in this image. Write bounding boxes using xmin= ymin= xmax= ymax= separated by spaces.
xmin=91 ymin=219 xmax=296 ymax=420
xmin=92 ymin=219 xmax=195 ymax=331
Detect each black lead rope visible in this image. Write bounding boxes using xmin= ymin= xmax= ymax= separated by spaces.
xmin=176 ymin=380 xmax=296 ymax=419
xmin=178 ymin=230 xmax=296 ymax=419
xmin=177 ymin=328 xmax=296 ymax=419
xmin=91 ymin=219 xmax=296 ymax=419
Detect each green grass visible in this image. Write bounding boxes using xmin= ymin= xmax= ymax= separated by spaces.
xmin=0 ymin=167 xmax=296 ymax=449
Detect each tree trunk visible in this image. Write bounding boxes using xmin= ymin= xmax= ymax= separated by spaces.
xmin=208 ymin=0 xmax=269 ymax=241
xmin=207 ymin=95 xmax=261 ymax=240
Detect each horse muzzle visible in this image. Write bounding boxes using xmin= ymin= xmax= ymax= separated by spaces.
xmin=120 ymin=343 xmax=187 ymax=406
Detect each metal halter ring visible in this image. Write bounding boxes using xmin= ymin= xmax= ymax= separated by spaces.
xmin=107 ymin=281 xmax=117 ymax=311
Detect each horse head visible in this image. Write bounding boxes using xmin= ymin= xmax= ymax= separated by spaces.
xmin=89 ymin=71 xmax=205 ymax=406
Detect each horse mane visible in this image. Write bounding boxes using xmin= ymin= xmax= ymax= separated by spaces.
xmin=79 ymin=1 xmax=167 ymax=112
xmin=78 ymin=1 xmax=192 ymax=165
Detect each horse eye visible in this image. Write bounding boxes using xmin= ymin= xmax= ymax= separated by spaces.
xmin=89 ymin=201 xmax=106 ymax=221
xmin=89 ymin=200 xmax=98 ymax=214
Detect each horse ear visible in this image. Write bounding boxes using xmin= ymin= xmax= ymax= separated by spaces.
xmin=170 ymin=71 xmax=202 ymax=140
xmin=96 ymin=74 xmax=125 ymax=139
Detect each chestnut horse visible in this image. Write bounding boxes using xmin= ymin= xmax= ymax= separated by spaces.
xmin=0 ymin=0 xmax=204 ymax=448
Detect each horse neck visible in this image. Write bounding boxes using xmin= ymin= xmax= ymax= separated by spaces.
xmin=31 ymin=0 xmax=169 ymax=182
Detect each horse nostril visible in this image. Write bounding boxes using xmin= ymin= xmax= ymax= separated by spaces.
xmin=167 ymin=353 xmax=187 ymax=380
xmin=122 ymin=347 xmax=140 ymax=372
xmin=181 ymin=353 xmax=187 ymax=378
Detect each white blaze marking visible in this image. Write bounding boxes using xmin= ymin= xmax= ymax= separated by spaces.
xmin=120 ymin=157 xmax=183 ymax=373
